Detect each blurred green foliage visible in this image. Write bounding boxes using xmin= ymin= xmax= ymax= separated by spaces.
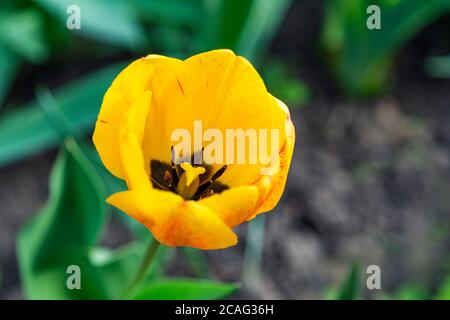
xmin=33 ymin=0 xmax=146 ymax=49
xmin=17 ymin=139 xmax=109 ymax=299
xmin=324 ymin=262 xmax=362 ymax=300
xmin=435 ymin=274 xmax=450 ymax=300
xmin=335 ymin=262 xmax=362 ymax=300
xmin=378 ymin=275 xmax=450 ymax=300
xmin=324 ymin=262 xmax=450 ymax=300
xmin=0 ymin=63 xmax=125 ymax=166
xmin=132 ymin=279 xmax=238 ymax=300
xmin=322 ymin=0 xmax=450 ymax=98
xmin=200 ymin=0 xmax=293 ymax=62
xmin=263 ymin=60 xmax=310 ymax=107
xmin=378 ymin=284 xmax=428 ymax=300
xmin=0 ymin=7 xmax=47 ymax=105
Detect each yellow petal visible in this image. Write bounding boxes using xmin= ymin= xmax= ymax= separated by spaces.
xmin=141 ymin=49 xmax=287 ymax=186
xmin=107 ymin=190 xmax=153 ymax=225
xmin=199 ymin=185 xmax=259 ymax=228
xmin=255 ymin=98 xmax=295 ymax=214
xmin=153 ymin=200 xmax=238 ymax=250
xmin=93 ymin=55 xmax=180 ymax=179
xmin=108 ymin=188 xmax=237 ymax=250
xmin=118 ymin=91 xmax=153 ymax=191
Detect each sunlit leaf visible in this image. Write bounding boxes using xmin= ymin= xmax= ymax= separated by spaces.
xmin=335 ymin=262 xmax=362 ymax=300
xmin=132 ymin=278 xmax=239 ymax=300
xmin=434 ymin=274 xmax=450 ymax=300
xmin=394 ymin=285 xmax=428 ymax=300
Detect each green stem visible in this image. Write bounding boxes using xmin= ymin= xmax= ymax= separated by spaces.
xmin=124 ymin=239 xmax=161 ymax=298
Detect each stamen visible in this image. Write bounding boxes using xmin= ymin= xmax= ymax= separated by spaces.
xmin=199 ymin=189 xmax=214 ymax=199
xmin=150 ymin=152 xmax=228 ymax=200
xmin=211 ymin=165 xmax=227 ymax=180
xmin=164 ymin=170 xmax=172 ymax=187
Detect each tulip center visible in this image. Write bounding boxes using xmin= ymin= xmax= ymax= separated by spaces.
xmin=149 ymin=151 xmax=228 ymax=200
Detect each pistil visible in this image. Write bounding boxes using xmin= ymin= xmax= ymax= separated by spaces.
xmin=176 ymin=163 xmax=205 ymax=199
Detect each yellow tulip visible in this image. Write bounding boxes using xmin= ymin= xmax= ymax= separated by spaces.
xmin=93 ymin=49 xmax=295 ymax=250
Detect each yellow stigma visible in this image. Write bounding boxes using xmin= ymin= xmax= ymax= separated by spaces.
xmin=180 ymin=162 xmax=205 ymax=186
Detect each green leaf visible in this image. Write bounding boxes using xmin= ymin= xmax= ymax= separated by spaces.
xmin=0 ymin=62 xmax=125 ymax=167
xmin=335 ymin=262 xmax=362 ymax=300
xmin=16 ymin=139 xmax=174 ymax=299
xmin=234 ymin=0 xmax=293 ymax=62
xmin=0 ymin=9 xmax=49 ymax=64
xmin=89 ymin=244 xmax=145 ymax=298
xmin=0 ymin=8 xmax=45 ymax=105
xmin=434 ymin=274 xmax=450 ymax=300
xmin=322 ymin=0 xmax=450 ymax=98
xmin=132 ymin=278 xmax=239 ymax=300
xmin=81 ymin=143 xmax=126 ymax=194
xmin=394 ymin=285 xmax=428 ymax=300
xmin=79 ymin=143 xmax=155 ymax=240
xmin=263 ymin=59 xmax=310 ymax=107
xmin=32 ymin=0 xmax=145 ymax=50
xmin=17 ymin=139 xmax=109 ymax=299
xmin=82 ymin=142 xmax=163 ymax=246
xmin=0 ymin=48 xmax=19 ymax=107
xmin=201 ymin=0 xmax=293 ymax=62
xmin=132 ymin=0 xmax=202 ymax=27
xmin=35 ymin=85 xmax=80 ymax=139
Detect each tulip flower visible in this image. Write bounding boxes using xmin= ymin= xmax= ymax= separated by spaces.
xmin=93 ymin=49 xmax=295 ymax=250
